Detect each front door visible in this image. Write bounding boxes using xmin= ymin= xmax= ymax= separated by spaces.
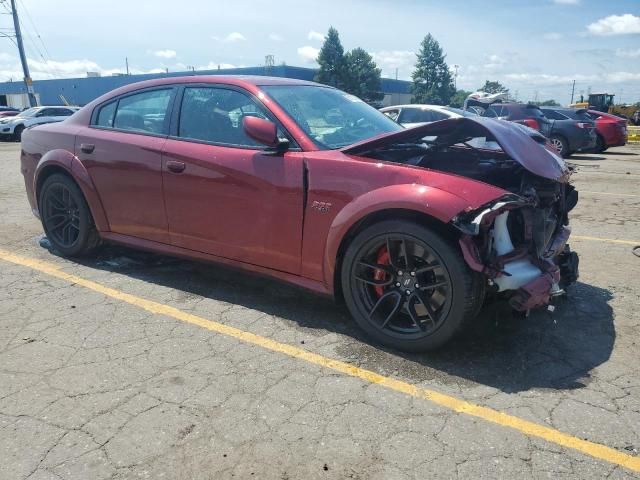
xmin=75 ymin=87 xmax=175 ymax=243
xmin=162 ymin=85 xmax=304 ymax=274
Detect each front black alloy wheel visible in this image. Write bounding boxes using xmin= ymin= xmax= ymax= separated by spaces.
xmin=342 ymin=220 xmax=482 ymax=352
xmin=39 ymin=173 xmax=100 ymax=256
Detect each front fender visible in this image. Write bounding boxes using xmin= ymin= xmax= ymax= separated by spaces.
xmin=34 ymin=150 xmax=109 ymax=231
xmin=322 ymin=183 xmax=477 ymax=290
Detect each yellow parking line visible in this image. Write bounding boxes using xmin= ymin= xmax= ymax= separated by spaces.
xmin=572 ymin=235 xmax=639 ymax=246
xmin=1 ymin=248 xmax=639 ymax=473
xmin=580 ymin=191 xmax=640 ymax=198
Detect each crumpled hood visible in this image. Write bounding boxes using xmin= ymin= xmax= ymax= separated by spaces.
xmin=342 ymin=117 xmax=570 ymax=183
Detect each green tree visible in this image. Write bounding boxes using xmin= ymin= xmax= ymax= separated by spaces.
xmin=449 ymin=89 xmax=471 ymax=108
xmin=342 ymin=48 xmax=383 ymax=103
xmin=535 ymin=99 xmax=560 ymax=106
xmin=410 ymin=34 xmax=455 ymax=105
xmin=315 ymin=27 xmax=345 ymax=88
xmin=479 ymin=80 xmax=509 ymax=95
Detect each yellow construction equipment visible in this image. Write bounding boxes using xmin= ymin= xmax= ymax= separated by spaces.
xmin=570 ymin=93 xmax=638 ymax=121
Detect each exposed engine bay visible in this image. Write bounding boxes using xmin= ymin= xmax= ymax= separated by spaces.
xmin=351 ymin=117 xmax=580 ymax=312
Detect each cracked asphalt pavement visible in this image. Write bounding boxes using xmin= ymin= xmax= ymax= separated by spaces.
xmin=1 ymin=142 xmax=639 ymax=479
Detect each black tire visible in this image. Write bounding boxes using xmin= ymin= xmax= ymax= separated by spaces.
xmin=550 ymin=135 xmax=569 ymax=158
xmin=595 ymin=134 xmax=607 ymax=153
xmin=341 ymin=220 xmax=483 ymax=352
xmin=13 ymin=124 xmax=24 ymax=142
xmin=38 ymin=173 xmax=100 ymax=257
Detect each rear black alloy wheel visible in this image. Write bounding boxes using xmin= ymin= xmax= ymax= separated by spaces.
xmin=342 ymin=220 xmax=481 ymax=352
xmin=39 ymin=174 xmax=100 ymax=256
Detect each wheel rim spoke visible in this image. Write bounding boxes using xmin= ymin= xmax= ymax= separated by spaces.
xmin=407 ymin=297 xmax=428 ymax=332
xmin=419 ymin=280 xmax=448 ymax=290
xmin=413 ymin=289 xmax=439 ymax=324
xmin=354 ymin=261 xmax=394 ymax=286
xmin=368 ymin=290 xmax=403 ymax=328
xmin=415 ymin=263 xmax=439 ymax=274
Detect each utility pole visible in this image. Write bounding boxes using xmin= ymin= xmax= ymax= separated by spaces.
xmin=10 ymin=0 xmax=36 ymax=107
xmin=570 ymin=79 xmax=575 ymax=105
xmin=125 ymin=57 xmax=129 ymax=75
xmin=453 ymin=64 xmax=459 ymax=90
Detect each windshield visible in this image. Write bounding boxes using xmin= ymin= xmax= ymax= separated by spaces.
xmin=261 ymin=85 xmax=402 ymax=149
xmin=16 ymin=108 xmax=39 ymax=118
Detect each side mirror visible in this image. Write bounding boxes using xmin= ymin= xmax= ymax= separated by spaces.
xmin=242 ymin=116 xmax=287 ymax=150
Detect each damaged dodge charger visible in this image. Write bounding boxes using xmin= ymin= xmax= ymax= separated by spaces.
xmin=20 ymin=76 xmax=579 ymax=352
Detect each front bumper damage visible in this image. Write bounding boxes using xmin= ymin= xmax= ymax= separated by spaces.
xmin=453 ymin=192 xmax=579 ymax=312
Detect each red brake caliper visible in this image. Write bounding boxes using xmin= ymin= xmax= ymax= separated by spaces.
xmin=374 ymin=246 xmax=391 ymax=297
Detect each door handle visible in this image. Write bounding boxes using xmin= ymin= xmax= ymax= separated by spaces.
xmin=80 ymin=143 xmax=95 ymax=154
xmin=166 ymin=160 xmax=186 ymax=173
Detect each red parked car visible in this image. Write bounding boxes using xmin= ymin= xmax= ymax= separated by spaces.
xmin=588 ymin=110 xmax=627 ymax=152
xmin=20 ymin=76 xmax=579 ymax=351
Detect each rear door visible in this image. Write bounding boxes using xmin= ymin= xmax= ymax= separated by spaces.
xmin=75 ymin=86 xmax=176 ymax=243
xmin=161 ymin=85 xmax=304 ymax=273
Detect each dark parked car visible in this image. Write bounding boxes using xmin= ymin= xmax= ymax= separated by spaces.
xmin=540 ymin=107 xmax=597 ymax=157
xmin=21 ymin=76 xmax=579 ymax=352
xmin=482 ymin=103 xmax=553 ymax=137
xmin=587 ymin=110 xmax=628 ymax=152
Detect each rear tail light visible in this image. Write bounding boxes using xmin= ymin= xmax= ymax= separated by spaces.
xmin=522 ymin=118 xmax=540 ymax=131
xmin=576 ymin=122 xmax=592 ymax=129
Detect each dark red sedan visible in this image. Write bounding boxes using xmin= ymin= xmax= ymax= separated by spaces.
xmin=20 ymin=76 xmax=579 ymax=351
xmin=588 ymin=110 xmax=628 ymax=152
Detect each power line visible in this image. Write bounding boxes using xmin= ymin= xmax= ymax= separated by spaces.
xmin=18 ymin=0 xmax=52 ymax=61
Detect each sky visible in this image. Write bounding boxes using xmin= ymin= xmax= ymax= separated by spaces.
xmin=0 ymin=0 xmax=639 ymax=105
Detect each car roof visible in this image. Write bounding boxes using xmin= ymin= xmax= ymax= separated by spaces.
xmin=382 ymin=104 xmax=449 ymax=110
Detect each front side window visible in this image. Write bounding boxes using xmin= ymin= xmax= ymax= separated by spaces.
xmin=262 ymin=85 xmax=401 ymax=149
xmin=177 ymin=87 xmax=269 ymax=147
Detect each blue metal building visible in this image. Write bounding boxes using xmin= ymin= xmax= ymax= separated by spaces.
xmin=0 ymin=65 xmax=411 ymax=107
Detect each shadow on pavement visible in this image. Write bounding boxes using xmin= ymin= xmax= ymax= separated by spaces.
xmin=569 ymin=154 xmax=606 ymax=161
xmin=48 ymin=241 xmax=615 ymax=395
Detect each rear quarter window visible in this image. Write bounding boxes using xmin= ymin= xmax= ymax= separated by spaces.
xmin=96 ymin=101 xmax=116 ymax=127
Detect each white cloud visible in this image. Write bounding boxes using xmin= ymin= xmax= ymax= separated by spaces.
xmin=197 ymin=61 xmax=238 ymax=70
xmin=212 ymin=32 xmax=246 ymax=43
xmin=503 ymin=71 xmax=640 ymax=86
xmin=153 ymin=49 xmax=177 ymax=59
xmin=543 ymin=32 xmax=563 ymax=40
xmin=371 ymin=50 xmax=415 ymax=79
xmin=297 ymin=46 xmax=319 ymax=63
xmin=484 ymin=54 xmax=506 ymax=70
xmin=616 ymin=48 xmax=640 ymax=58
xmin=552 ymin=0 xmax=580 ymax=4
xmin=587 ymin=14 xmax=640 ymax=36
xmin=268 ymin=33 xmax=283 ymax=42
xmin=307 ymin=30 xmax=325 ymax=41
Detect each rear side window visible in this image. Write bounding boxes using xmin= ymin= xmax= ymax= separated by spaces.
xmin=482 ymin=107 xmax=499 ymax=118
xmin=93 ymin=88 xmax=173 ymax=134
xmin=382 ymin=109 xmax=399 ymax=121
xmin=542 ymin=109 xmax=567 ymax=120
xmin=398 ymin=108 xmax=432 ymax=123
xmin=114 ymin=89 xmax=172 ymax=134
xmin=177 ymin=87 xmax=270 ymax=147
xmin=430 ymin=110 xmax=448 ymax=121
